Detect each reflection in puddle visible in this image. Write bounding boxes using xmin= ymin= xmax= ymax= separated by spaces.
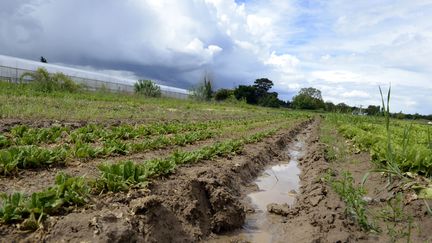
xmin=240 ymin=138 xmax=306 ymax=243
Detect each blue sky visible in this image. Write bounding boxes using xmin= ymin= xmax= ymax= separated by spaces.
xmin=1 ymin=0 xmax=431 ymax=114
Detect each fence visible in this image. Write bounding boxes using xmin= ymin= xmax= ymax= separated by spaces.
xmin=0 ymin=55 xmax=190 ymax=99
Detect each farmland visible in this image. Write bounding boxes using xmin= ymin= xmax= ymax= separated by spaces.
xmin=0 ymin=81 xmax=431 ymax=242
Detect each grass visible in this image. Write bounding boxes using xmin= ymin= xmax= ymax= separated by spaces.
xmin=0 ymin=81 xmax=271 ymax=121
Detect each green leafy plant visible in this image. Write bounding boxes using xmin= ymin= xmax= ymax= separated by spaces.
xmin=0 ymin=192 xmax=27 ymax=223
xmin=0 ymin=172 xmax=90 ymax=227
xmin=97 ymin=160 xmax=147 ymax=192
xmin=134 ymin=80 xmax=161 ymax=97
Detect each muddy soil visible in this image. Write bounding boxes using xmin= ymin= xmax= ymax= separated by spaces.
xmin=207 ymin=119 xmax=368 ymax=243
xmin=209 ymin=119 xmax=432 ymax=243
xmin=3 ymin=118 xmax=430 ymax=243
xmin=327 ymin=129 xmax=432 ymax=243
xmin=0 ymin=120 xmax=311 ymax=242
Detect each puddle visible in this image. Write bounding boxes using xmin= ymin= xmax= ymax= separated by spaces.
xmin=230 ymin=135 xmax=308 ymax=243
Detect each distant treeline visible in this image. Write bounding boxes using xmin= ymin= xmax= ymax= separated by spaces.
xmin=205 ymin=77 xmax=431 ymax=120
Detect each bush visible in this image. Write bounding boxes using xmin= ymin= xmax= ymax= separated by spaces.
xmin=19 ymin=68 xmax=81 ymax=93
xmin=214 ymin=89 xmax=233 ymax=101
xmin=134 ymin=80 xmax=161 ymax=97
xmin=234 ymin=85 xmax=258 ymax=104
xmin=258 ymin=93 xmax=280 ymax=108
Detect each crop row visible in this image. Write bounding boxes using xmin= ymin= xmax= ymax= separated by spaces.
xmin=327 ymin=114 xmax=432 ymax=177
xmin=0 ymin=117 xmax=294 ymax=175
xmin=0 ymin=119 xmax=303 ymax=226
xmin=0 ymin=119 xmax=239 ymax=148
xmin=0 ymin=113 xmax=295 ymax=149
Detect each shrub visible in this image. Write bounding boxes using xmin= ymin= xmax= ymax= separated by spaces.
xmin=134 ymin=80 xmax=161 ymax=97
xmin=19 ymin=68 xmax=81 ymax=93
xmin=190 ymin=75 xmax=213 ymax=101
xmin=214 ymin=89 xmax=233 ymax=101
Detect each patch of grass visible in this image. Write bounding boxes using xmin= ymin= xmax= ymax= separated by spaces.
xmin=319 ymin=121 xmax=349 ymax=163
xmin=0 ymin=81 xmax=271 ymax=121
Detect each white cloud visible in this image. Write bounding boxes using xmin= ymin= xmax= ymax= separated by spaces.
xmin=309 ymin=70 xmax=362 ymax=84
xmin=265 ymin=52 xmax=299 ymax=74
xmin=341 ymin=90 xmax=370 ymax=99
xmin=0 ymin=0 xmax=431 ymax=114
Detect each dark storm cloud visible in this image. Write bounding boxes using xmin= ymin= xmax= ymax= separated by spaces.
xmin=1 ymin=0 xmax=431 ymax=114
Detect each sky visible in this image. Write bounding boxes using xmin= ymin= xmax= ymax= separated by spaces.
xmin=1 ymin=0 xmax=431 ymax=114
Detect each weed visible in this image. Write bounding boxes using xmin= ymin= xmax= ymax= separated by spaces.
xmin=326 ymin=171 xmax=379 ymax=232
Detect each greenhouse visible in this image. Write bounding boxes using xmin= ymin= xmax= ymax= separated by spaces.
xmin=0 ymin=54 xmax=189 ymax=99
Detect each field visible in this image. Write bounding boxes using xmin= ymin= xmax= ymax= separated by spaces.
xmin=0 ymin=82 xmax=431 ymax=242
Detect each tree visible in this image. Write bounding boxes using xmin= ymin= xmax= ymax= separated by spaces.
xmin=234 ymin=85 xmax=258 ymax=104
xmin=365 ymin=105 xmax=381 ymax=116
xmin=258 ymin=92 xmax=280 ymax=108
xmin=291 ymin=87 xmax=325 ymax=110
xmin=253 ymin=78 xmax=273 ymax=98
xmin=214 ymin=89 xmax=233 ymax=101
xmin=394 ymin=111 xmax=405 ymax=120
xmin=336 ymin=103 xmax=351 ymax=113
xmin=324 ymin=101 xmax=336 ymax=112
xmin=134 ymin=80 xmax=161 ymax=97
xmin=190 ymin=74 xmax=213 ymax=101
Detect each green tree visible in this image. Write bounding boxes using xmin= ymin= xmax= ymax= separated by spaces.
xmin=190 ymin=74 xmax=213 ymax=101
xmin=253 ymin=78 xmax=273 ymax=98
xmin=134 ymin=80 xmax=161 ymax=97
xmin=325 ymin=101 xmax=336 ymax=112
xmin=258 ymin=92 xmax=280 ymax=108
xmin=214 ymin=89 xmax=233 ymax=101
xmin=234 ymin=85 xmax=258 ymax=104
xmin=336 ymin=103 xmax=352 ymax=113
xmin=365 ymin=105 xmax=381 ymax=116
xmin=291 ymin=87 xmax=325 ymax=110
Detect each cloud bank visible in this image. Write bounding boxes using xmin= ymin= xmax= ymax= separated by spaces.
xmin=0 ymin=0 xmax=431 ymax=114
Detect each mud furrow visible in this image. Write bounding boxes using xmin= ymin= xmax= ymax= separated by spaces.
xmin=206 ymin=118 xmax=361 ymax=243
